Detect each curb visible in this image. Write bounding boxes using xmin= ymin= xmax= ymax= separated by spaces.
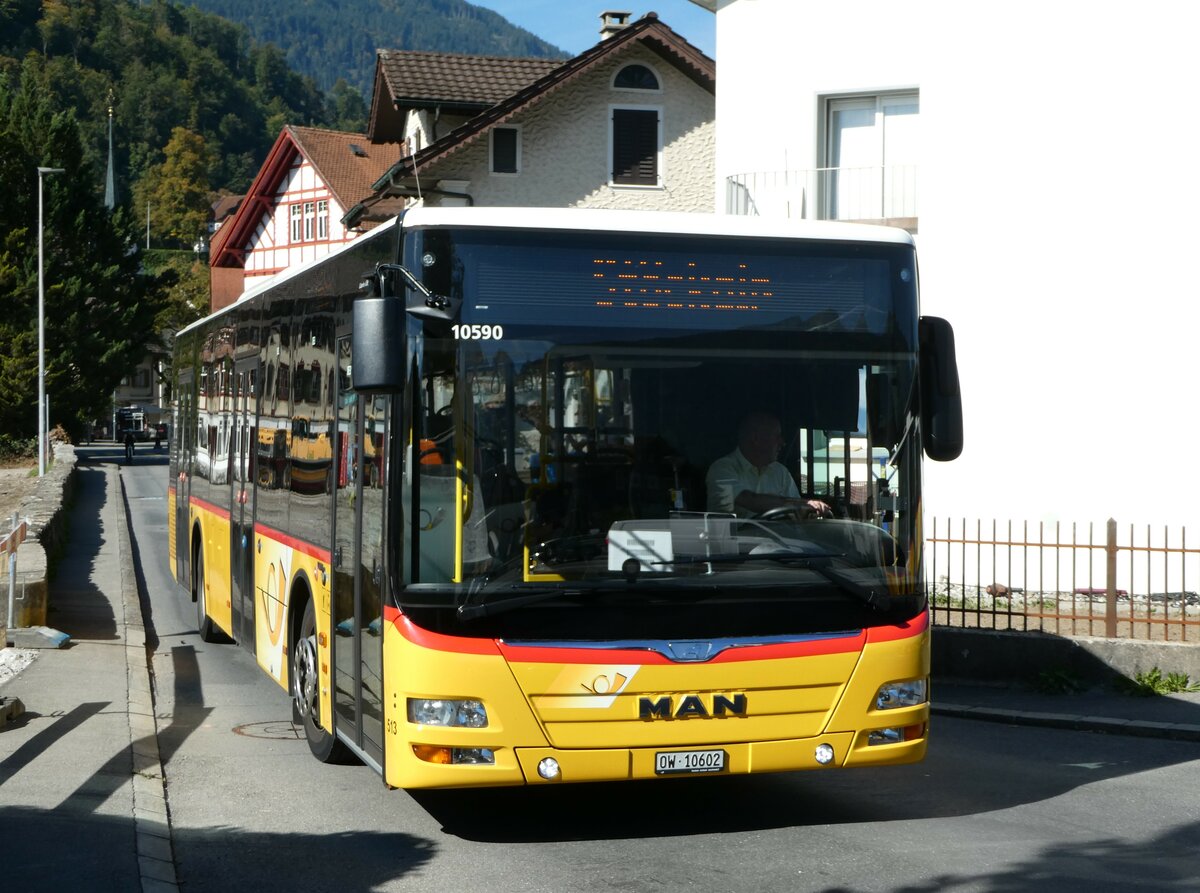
xmin=931 ymin=702 xmax=1200 ymax=743
xmin=116 ymin=467 xmax=179 ymax=892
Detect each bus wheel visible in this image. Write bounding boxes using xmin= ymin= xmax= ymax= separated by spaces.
xmin=292 ymin=599 xmax=351 ymax=763
xmin=194 ymin=550 xmax=223 ymax=643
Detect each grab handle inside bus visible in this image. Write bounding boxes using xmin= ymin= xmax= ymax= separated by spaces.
xmin=918 ymin=315 xmax=963 ymax=462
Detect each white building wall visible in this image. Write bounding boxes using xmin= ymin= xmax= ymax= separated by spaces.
xmin=713 ymin=0 xmax=1200 ymax=533
xmin=422 ymin=49 xmax=714 ymax=212
xmin=242 ymin=152 xmax=357 ymax=287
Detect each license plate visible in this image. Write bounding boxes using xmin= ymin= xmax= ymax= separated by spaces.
xmin=654 ymin=749 xmax=726 ymax=775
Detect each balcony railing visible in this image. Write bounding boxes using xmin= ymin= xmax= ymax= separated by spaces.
xmin=725 ymin=165 xmax=918 ymax=228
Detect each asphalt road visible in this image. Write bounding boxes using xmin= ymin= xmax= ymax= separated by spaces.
xmin=117 ymin=451 xmax=1200 ymax=893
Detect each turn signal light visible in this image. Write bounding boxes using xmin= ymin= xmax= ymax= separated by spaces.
xmin=413 ymin=745 xmax=453 ymax=764
xmin=412 ymin=745 xmax=496 ymax=765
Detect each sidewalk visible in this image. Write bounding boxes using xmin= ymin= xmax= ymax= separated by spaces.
xmin=932 ymin=679 xmax=1200 ymax=742
xmin=0 ymin=459 xmax=175 ymax=892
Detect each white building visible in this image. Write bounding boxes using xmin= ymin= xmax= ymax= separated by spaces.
xmin=696 ymin=0 xmax=1200 ymax=533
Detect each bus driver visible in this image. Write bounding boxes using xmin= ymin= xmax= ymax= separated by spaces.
xmin=706 ymin=411 xmax=831 ymax=519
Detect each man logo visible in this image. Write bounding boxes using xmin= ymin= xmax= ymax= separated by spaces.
xmin=638 ymin=693 xmax=747 ymax=719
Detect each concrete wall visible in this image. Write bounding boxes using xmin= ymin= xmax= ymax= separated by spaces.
xmin=0 ymin=443 xmax=77 ymax=633
xmin=933 ymin=627 xmax=1200 ymax=688
xmin=710 ymin=0 xmax=1200 ymax=539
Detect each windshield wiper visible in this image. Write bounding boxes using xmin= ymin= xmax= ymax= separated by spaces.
xmin=661 ymin=550 xmax=892 ymax=611
xmin=456 ymin=577 xmax=721 ymax=622
xmin=656 ymin=550 xmax=843 ymax=566
xmin=457 ymin=586 xmax=585 ymax=622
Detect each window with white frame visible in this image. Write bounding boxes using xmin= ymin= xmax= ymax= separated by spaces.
xmin=290 ymin=204 xmax=303 ymax=242
xmin=491 ymin=126 xmax=520 ymax=175
xmin=610 ymin=106 xmax=661 ymax=187
xmin=824 ymin=91 xmax=918 ymax=221
xmin=317 ymin=199 xmax=329 ymax=240
xmin=613 ymin=63 xmax=660 ymax=92
xmin=303 ymin=201 xmax=315 ymax=241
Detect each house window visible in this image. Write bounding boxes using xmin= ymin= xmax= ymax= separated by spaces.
xmin=317 ymin=199 xmax=329 ymax=240
xmin=491 ymin=126 xmax=520 ymax=175
xmin=611 ymin=107 xmax=661 ymax=187
xmin=824 ymin=91 xmax=918 ymax=221
xmin=303 ymin=202 xmax=315 ymax=241
xmin=290 ymin=204 xmax=303 ymax=242
xmin=613 ymin=63 xmax=660 ymax=91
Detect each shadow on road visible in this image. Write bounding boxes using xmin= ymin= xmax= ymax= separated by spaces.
xmin=412 ymin=717 xmax=1199 ymax=845
xmin=0 ymin=805 xmax=435 ymax=892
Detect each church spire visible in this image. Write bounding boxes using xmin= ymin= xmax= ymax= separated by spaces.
xmin=104 ymin=95 xmax=116 ymax=210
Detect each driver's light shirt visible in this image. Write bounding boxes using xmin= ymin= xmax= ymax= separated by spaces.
xmin=706 ymin=448 xmax=800 ymax=516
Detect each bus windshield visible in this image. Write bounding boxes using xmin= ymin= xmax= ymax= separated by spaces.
xmin=397 ymin=227 xmax=924 ymax=641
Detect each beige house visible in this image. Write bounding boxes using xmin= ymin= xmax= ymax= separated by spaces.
xmin=348 ymin=11 xmax=715 ymax=224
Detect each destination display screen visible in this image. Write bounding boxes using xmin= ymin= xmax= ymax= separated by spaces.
xmin=420 ymin=228 xmax=913 ymax=336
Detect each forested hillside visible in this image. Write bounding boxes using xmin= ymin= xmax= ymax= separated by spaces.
xmin=0 ymin=0 xmax=365 ymax=204
xmin=0 ymin=0 xmax=370 ymax=440
xmin=181 ymin=0 xmax=567 ymax=95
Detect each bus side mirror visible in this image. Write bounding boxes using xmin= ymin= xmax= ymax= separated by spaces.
xmin=352 ymin=296 xmax=403 ymax=392
xmin=919 ymin=316 xmax=963 ymax=461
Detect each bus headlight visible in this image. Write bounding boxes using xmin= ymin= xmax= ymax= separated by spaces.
xmin=407 ymin=698 xmax=489 ymax=728
xmin=873 ymin=679 xmax=927 ymax=711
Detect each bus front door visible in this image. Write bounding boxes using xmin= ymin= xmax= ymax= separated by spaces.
xmin=332 ymin=335 xmax=385 ymax=767
xmin=229 ymin=361 xmax=257 ymax=649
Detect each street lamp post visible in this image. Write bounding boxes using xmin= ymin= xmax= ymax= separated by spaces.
xmin=37 ymin=166 xmax=65 ymax=477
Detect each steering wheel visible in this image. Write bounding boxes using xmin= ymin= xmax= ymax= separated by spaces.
xmin=757 ymin=502 xmax=832 ymax=522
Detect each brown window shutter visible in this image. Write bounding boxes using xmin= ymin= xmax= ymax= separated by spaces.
xmin=492 ymin=128 xmax=518 ymax=173
xmin=613 ymin=108 xmax=658 ymax=186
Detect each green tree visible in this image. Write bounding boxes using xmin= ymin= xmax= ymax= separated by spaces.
xmin=0 ymin=63 xmax=167 ymax=441
xmin=132 ymin=126 xmax=213 ymax=249
xmin=327 ymin=78 xmax=367 ymax=132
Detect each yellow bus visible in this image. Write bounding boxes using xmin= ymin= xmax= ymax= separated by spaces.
xmin=168 ymin=207 xmax=962 ymax=788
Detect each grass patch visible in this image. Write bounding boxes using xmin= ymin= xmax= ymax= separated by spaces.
xmin=1118 ymin=667 xmax=1200 ymax=697
xmin=1033 ymin=668 xmax=1086 ymax=695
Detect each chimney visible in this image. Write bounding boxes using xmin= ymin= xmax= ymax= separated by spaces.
xmin=599 ymin=10 xmax=633 ymax=40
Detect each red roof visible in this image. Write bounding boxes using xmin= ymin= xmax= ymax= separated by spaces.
xmin=210 ymin=127 xmax=402 ymax=268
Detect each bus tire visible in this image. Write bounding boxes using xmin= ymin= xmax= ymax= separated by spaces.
xmin=194 ymin=547 xmax=224 ymax=643
xmin=292 ymin=598 xmax=352 ymax=763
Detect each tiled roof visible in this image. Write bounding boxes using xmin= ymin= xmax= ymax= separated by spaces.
xmin=376 ymin=50 xmax=563 ymax=109
xmin=210 ymin=127 xmax=403 ymax=267
xmin=285 ymin=126 xmax=402 ymax=213
xmin=210 ymin=193 xmax=243 ymax=224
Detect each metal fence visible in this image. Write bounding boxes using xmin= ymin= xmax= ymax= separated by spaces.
xmin=725 ymin=165 xmax=918 ymax=221
xmin=926 ymin=518 xmax=1200 ymax=642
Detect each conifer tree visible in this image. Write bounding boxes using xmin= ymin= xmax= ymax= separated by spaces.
xmin=0 ymin=63 xmax=167 ymax=440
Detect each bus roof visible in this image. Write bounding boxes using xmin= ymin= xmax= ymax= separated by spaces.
xmin=180 ymin=208 xmax=913 ymax=337
xmin=401 ymin=206 xmax=916 ymax=246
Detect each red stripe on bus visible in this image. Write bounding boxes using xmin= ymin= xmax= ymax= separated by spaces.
xmin=255 ymin=523 xmax=332 ymax=564
xmin=385 ymin=605 xmax=501 ymax=655
xmin=188 ymin=500 xmax=331 ymax=564
xmin=383 ymin=606 xmax=926 ymax=661
xmin=865 ymin=608 xmax=929 ymax=643
xmin=190 ymin=496 xmax=230 ymax=521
